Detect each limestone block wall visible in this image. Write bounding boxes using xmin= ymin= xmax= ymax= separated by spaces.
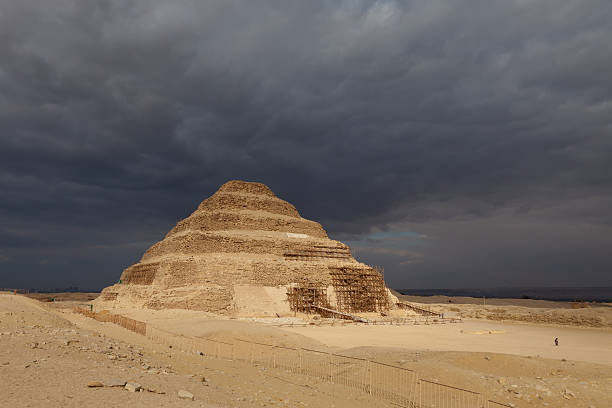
xmin=197 ymin=193 xmax=300 ymax=218
xmin=166 ymin=211 xmax=327 ymax=239
xmin=141 ymin=232 xmax=349 ymax=260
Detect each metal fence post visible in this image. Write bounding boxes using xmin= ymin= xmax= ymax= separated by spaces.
xmin=368 ymin=360 xmax=372 ymax=395
xmin=418 ymin=380 xmax=421 ymax=408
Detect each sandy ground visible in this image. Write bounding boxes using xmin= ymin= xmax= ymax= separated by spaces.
xmin=118 ymin=299 xmax=612 ymax=407
xmin=283 ymin=321 xmax=612 ymax=364
xmin=0 ymin=293 xmax=388 ymax=408
xmin=2 ymin=292 xmax=611 ymax=407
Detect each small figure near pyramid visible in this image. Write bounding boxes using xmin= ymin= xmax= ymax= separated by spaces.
xmin=96 ymin=180 xmax=398 ymax=317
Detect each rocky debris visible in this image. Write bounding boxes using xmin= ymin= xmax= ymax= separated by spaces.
xmin=144 ymin=387 xmax=166 ymax=395
xmin=562 ymin=388 xmax=576 ymax=399
xmin=124 ymin=382 xmax=142 ymax=392
xmin=103 ymin=379 xmax=126 ymax=387
xmin=178 ymin=390 xmax=194 ymax=400
xmin=87 ymin=381 xmax=104 ymax=388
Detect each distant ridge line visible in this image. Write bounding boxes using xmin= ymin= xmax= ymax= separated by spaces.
xmin=395 ymin=287 xmax=612 ymax=303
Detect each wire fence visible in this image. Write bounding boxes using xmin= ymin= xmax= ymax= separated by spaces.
xmin=485 ymin=400 xmax=516 ymax=408
xmin=76 ymin=308 xmax=517 ymax=408
xmin=419 ymin=379 xmax=483 ymax=408
xmin=74 ymin=307 xmax=146 ymax=335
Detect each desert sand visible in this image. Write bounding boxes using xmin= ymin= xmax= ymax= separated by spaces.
xmin=0 ymin=293 xmax=388 ymax=408
xmin=2 ymin=291 xmax=611 ymax=407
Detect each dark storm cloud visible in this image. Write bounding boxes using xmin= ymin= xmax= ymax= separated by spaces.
xmin=1 ymin=0 xmax=611 ymax=289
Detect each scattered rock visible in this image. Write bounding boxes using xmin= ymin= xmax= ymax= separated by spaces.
xmin=178 ymin=390 xmax=194 ymax=400
xmin=87 ymin=381 xmax=104 ymax=388
xmin=103 ymin=379 xmax=126 ymax=387
xmin=191 ymin=375 xmax=208 ymax=385
xmin=145 ymin=387 xmax=166 ymax=394
xmin=497 ymin=377 xmax=505 ymax=385
xmin=484 ymin=356 xmax=490 ymax=360
xmin=125 ymin=382 xmax=142 ymax=392
xmin=562 ymin=389 xmax=575 ymax=399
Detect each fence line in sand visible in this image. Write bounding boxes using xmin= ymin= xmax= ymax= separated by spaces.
xmin=75 ymin=308 xmax=516 ymax=408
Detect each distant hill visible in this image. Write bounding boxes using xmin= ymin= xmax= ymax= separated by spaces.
xmin=395 ymin=287 xmax=612 ymax=303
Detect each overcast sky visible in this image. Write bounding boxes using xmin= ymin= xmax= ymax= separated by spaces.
xmin=1 ymin=0 xmax=611 ymax=291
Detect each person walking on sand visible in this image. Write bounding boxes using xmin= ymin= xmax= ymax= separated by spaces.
xmin=554 ymin=337 xmax=559 ymax=346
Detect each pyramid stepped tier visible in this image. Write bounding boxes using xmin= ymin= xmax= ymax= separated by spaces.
xmin=166 ymin=211 xmax=328 ymax=239
xmin=121 ymin=262 xmax=160 ymax=285
xmin=97 ymin=180 xmax=397 ymax=315
xmin=141 ymin=230 xmax=348 ymax=260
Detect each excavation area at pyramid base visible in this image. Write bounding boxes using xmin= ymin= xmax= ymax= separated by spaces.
xmin=95 ymin=180 xmax=411 ymax=323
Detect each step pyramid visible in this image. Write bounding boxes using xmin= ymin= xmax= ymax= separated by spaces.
xmin=97 ymin=180 xmax=396 ymax=316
